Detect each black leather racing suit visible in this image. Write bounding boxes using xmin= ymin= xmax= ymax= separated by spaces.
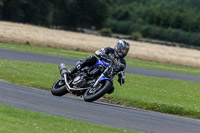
xmin=95 ymin=47 xmax=126 ymax=72
xmin=95 ymin=47 xmax=126 ymax=86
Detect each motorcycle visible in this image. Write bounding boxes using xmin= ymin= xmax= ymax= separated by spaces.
xmin=51 ymin=56 xmax=123 ymax=102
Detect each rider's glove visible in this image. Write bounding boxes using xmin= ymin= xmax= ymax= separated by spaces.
xmin=114 ymin=63 xmax=125 ymax=72
xmin=118 ymin=71 xmax=125 ymax=86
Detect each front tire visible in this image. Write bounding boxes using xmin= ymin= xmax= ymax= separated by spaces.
xmin=83 ymin=80 xmax=112 ymax=102
xmin=51 ymin=78 xmax=68 ymax=96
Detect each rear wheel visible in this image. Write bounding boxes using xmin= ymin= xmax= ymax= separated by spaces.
xmin=83 ymin=80 xmax=112 ymax=102
xmin=51 ymin=78 xmax=68 ymax=96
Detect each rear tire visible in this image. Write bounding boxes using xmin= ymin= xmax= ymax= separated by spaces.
xmin=51 ymin=78 xmax=68 ymax=96
xmin=83 ymin=80 xmax=112 ymax=102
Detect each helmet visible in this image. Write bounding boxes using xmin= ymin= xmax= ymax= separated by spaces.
xmin=114 ymin=40 xmax=130 ymax=58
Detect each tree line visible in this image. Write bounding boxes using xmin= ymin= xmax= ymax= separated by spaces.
xmin=0 ymin=0 xmax=108 ymax=29
xmin=1 ymin=0 xmax=200 ymax=46
xmin=106 ymin=0 xmax=200 ymax=47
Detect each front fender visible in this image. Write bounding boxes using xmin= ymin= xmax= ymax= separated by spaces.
xmin=99 ymin=76 xmax=113 ymax=83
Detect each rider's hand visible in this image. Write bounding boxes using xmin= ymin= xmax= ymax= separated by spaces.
xmin=100 ymin=54 xmax=112 ymax=62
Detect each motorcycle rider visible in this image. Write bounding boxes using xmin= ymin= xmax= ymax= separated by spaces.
xmin=68 ymin=39 xmax=130 ymax=93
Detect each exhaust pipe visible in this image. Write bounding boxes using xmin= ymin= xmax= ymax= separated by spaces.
xmin=58 ymin=63 xmax=71 ymax=93
xmin=58 ymin=63 xmax=68 ymax=77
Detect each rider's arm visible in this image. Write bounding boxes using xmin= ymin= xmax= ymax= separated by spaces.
xmin=117 ymin=59 xmax=126 ymax=86
xmin=118 ymin=71 xmax=125 ymax=86
xmin=95 ymin=47 xmax=113 ymax=57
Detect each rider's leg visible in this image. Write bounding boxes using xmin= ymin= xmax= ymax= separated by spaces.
xmin=68 ymin=55 xmax=98 ymax=76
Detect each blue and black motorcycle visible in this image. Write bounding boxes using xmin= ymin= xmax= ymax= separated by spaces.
xmin=51 ymin=56 xmax=122 ymax=102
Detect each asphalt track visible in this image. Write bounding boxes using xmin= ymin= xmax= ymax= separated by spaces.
xmin=1 ymin=48 xmax=200 ymax=83
xmin=1 ymin=81 xmax=200 ymax=133
xmin=1 ymin=48 xmax=200 ymax=133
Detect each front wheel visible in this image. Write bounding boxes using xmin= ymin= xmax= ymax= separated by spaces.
xmin=51 ymin=78 xmax=68 ymax=96
xmin=83 ymin=80 xmax=113 ymax=102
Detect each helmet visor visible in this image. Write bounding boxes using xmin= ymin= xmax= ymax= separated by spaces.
xmin=121 ymin=47 xmax=127 ymax=54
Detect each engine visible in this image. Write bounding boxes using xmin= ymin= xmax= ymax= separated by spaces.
xmin=71 ymin=66 xmax=104 ymax=88
xmin=72 ymin=75 xmax=86 ymax=87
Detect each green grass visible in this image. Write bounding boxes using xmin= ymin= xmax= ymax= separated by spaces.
xmin=109 ymin=75 xmax=200 ymax=118
xmin=0 ymin=59 xmax=60 ymax=89
xmin=126 ymin=58 xmax=200 ymax=76
xmin=0 ymin=42 xmax=92 ymax=59
xmin=0 ymin=104 xmax=139 ymax=133
xmin=1 ymin=42 xmax=200 ymax=76
xmin=1 ymin=59 xmax=200 ymax=119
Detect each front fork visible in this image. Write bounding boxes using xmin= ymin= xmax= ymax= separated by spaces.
xmin=92 ymin=73 xmax=104 ymax=88
xmin=92 ymin=66 xmax=117 ymax=88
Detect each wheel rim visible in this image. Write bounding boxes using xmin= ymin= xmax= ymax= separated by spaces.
xmin=55 ymin=80 xmax=65 ymax=89
xmin=87 ymin=83 xmax=103 ymax=95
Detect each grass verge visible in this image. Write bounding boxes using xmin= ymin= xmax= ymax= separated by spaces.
xmin=109 ymin=75 xmax=200 ymax=119
xmin=0 ymin=104 xmax=138 ymax=133
xmin=1 ymin=59 xmax=200 ymax=119
xmin=1 ymin=42 xmax=200 ymax=76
